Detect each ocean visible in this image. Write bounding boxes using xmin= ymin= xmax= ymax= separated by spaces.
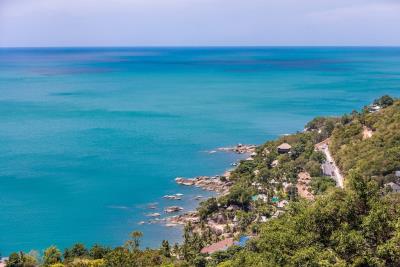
xmin=0 ymin=47 xmax=399 ymax=255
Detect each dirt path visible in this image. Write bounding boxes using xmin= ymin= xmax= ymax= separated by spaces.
xmin=362 ymin=126 xmax=373 ymax=140
xmin=296 ymin=172 xmax=314 ymax=200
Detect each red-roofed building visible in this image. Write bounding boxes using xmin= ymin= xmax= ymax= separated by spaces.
xmin=200 ymin=238 xmax=234 ymax=254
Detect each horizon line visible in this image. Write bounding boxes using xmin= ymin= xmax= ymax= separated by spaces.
xmin=1 ymin=45 xmax=400 ymax=49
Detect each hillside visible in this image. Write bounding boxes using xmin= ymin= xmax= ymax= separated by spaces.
xmin=330 ymin=98 xmax=400 ymax=184
xmin=4 ymin=96 xmax=400 ymax=267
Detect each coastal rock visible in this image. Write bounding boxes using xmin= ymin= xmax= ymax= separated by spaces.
xmin=166 ymin=211 xmax=199 ymax=225
xmin=164 ymin=206 xmax=184 ymax=213
xmin=163 ymin=194 xmax=182 ymax=200
xmin=146 ymin=212 xmax=161 ymax=217
xmin=146 ymin=203 xmax=158 ymax=209
xmin=165 ymin=223 xmax=179 ymax=227
xmin=217 ymin=144 xmax=257 ymax=154
xmin=175 ymin=176 xmax=230 ymax=193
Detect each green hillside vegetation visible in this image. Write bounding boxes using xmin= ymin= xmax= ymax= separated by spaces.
xmin=216 ymin=171 xmax=400 ymax=266
xmin=310 ymin=176 xmax=336 ymax=195
xmin=4 ymin=96 xmax=400 ymax=267
xmin=330 ymin=96 xmax=400 ymax=184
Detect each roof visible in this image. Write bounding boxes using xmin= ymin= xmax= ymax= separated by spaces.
xmin=201 ymin=238 xmax=234 ymax=254
xmin=370 ymin=105 xmax=381 ymax=110
xmin=277 ymin=143 xmax=292 ymax=150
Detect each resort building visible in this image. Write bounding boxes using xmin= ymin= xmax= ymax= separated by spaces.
xmin=200 ymin=236 xmax=252 ymax=254
xmin=201 ymin=238 xmax=235 ymax=254
xmin=277 ymin=200 xmax=289 ymax=209
xmin=277 ymin=143 xmax=291 ymax=153
xmin=368 ymin=104 xmax=381 ymax=113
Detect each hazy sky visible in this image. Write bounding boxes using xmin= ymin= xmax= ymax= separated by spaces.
xmin=1 ymin=0 xmax=400 ymax=47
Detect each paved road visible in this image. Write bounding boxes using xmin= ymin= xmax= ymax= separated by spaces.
xmin=317 ymin=143 xmax=344 ymax=188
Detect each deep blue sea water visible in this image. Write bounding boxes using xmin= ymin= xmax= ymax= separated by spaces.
xmin=0 ymin=47 xmax=400 ymax=255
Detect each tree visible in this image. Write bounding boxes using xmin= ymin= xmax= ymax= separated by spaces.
xmin=6 ymin=251 xmax=37 ymax=267
xmin=7 ymin=252 xmax=23 ymax=267
xmin=89 ymin=244 xmax=111 ymax=260
xmin=68 ymin=258 xmax=105 ymax=267
xmin=304 ymin=160 xmax=322 ymax=177
xmin=310 ymin=176 xmax=336 ymax=195
xmin=63 ymin=243 xmax=88 ymax=261
xmin=310 ymin=151 xmax=325 ymax=164
xmin=192 ymin=255 xmax=207 ymax=267
xmin=330 ymin=224 xmax=368 ymax=261
xmin=222 ymin=186 xmax=252 ymax=210
xmin=347 ymin=170 xmax=379 ymax=214
xmin=236 ymin=210 xmax=255 ymax=232
xmin=377 ymin=222 xmax=400 ymax=266
xmin=374 ymin=95 xmax=394 ymax=108
xmin=198 ymin=198 xmax=218 ymax=220
xmin=290 ymin=143 xmax=305 ymax=159
xmin=103 ymin=247 xmax=133 ymax=267
xmin=43 ymin=246 xmax=62 ymax=266
xmin=160 ymin=240 xmax=171 ymax=258
xmin=125 ymin=231 xmax=143 ymax=252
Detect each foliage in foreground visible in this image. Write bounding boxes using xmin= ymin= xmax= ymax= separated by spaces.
xmin=218 ymin=171 xmax=400 ymax=266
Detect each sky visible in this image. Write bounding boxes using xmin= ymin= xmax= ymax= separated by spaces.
xmin=1 ymin=0 xmax=400 ymax=47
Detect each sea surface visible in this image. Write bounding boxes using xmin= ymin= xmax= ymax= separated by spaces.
xmin=0 ymin=47 xmax=400 ymax=255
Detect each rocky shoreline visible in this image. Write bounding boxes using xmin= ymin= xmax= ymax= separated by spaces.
xmin=138 ymin=144 xmax=255 ymax=228
xmin=175 ymin=175 xmax=232 ymax=194
xmin=217 ymin=143 xmax=256 ymax=154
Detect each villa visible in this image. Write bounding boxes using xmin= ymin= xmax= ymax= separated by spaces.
xmin=369 ymin=104 xmax=381 ymax=113
xmin=277 ymin=143 xmax=291 ymax=153
xmin=201 ymin=238 xmax=235 ymax=254
xmin=277 ymin=200 xmax=289 ymax=208
xmin=201 ymin=236 xmax=252 ymax=254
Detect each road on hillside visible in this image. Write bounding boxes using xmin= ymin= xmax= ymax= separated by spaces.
xmin=316 ymin=141 xmax=344 ymax=188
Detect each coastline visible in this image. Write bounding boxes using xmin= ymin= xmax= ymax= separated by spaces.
xmin=137 ymin=144 xmax=256 ymax=234
xmin=2 ymin=47 xmax=400 ymax=257
xmin=2 ymin=96 xmax=399 ymax=266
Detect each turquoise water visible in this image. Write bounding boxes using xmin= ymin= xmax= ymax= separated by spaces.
xmin=0 ymin=47 xmax=400 ymax=255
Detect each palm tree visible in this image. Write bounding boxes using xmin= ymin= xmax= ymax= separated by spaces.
xmin=125 ymin=231 xmax=143 ymax=252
